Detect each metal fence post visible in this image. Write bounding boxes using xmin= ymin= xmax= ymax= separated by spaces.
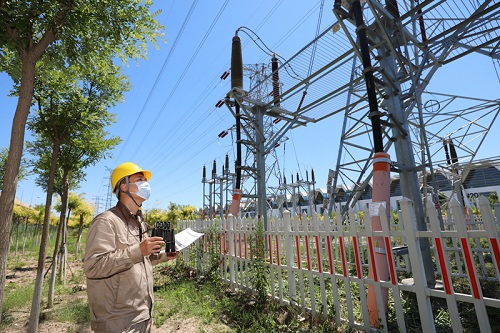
xmin=283 ymin=210 xmax=297 ymax=304
xmin=399 ymin=197 xmax=436 ymax=333
xmin=426 ymin=199 xmax=463 ymax=332
xmin=478 ymin=196 xmax=500 ymax=283
xmin=451 ymin=198 xmax=491 ymax=333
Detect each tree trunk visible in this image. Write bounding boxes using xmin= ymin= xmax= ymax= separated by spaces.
xmin=75 ymin=213 xmax=85 ymax=255
xmin=8 ymin=219 xmax=14 ymax=256
xmin=31 ymin=223 xmax=38 ymax=249
xmin=58 ymin=171 xmax=70 ymax=285
xmin=62 ymin=211 xmax=70 ymax=284
xmin=15 ymin=216 xmax=20 ymax=256
xmin=0 ymin=54 xmax=37 ymax=323
xmin=47 ymin=215 xmax=62 ymax=308
xmin=22 ymin=217 xmax=29 ymax=254
xmin=28 ymin=139 xmax=60 ymax=333
xmin=62 ymin=202 xmax=72 ymax=283
xmin=32 ymin=222 xmax=41 ymax=249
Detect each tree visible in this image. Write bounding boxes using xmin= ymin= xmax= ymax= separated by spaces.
xmin=69 ymin=195 xmax=94 ymax=256
xmin=146 ymin=207 xmax=170 ymax=224
xmin=52 ymin=193 xmax=87 ymax=285
xmin=166 ymin=202 xmax=183 ymax=222
xmin=180 ymin=205 xmax=199 ymax=220
xmin=26 ymin=63 xmax=124 ymax=317
xmin=145 ymin=204 xmax=199 ymax=231
xmin=0 ymin=147 xmax=27 ymax=190
xmin=158 ymin=202 xmax=200 ymax=223
xmin=11 ymin=202 xmax=31 ymax=256
xmin=0 ymin=0 xmax=164 ymax=327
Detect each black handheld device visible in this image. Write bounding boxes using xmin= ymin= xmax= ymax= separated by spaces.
xmin=151 ymin=221 xmax=176 ymax=252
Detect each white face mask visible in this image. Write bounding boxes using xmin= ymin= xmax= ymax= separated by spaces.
xmin=131 ymin=181 xmax=151 ymax=200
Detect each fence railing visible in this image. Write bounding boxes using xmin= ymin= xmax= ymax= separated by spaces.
xmin=177 ymin=196 xmax=500 ymax=332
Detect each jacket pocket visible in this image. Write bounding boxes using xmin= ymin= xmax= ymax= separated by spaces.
xmin=114 ymin=261 xmax=147 ymax=310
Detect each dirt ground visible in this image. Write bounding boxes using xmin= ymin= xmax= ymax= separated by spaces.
xmin=5 ymin=317 xmax=227 ymax=333
xmin=2 ymin=259 xmax=231 ymax=333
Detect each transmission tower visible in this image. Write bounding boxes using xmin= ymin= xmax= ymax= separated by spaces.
xmin=104 ymin=166 xmax=113 ymax=210
xmin=224 ymin=1 xmax=500 ymax=287
xmin=93 ymin=195 xmax=103 ymax=217
xmin=329 ymin=0 xmax=500 ymax=217
xmin=231 ymin=1 xmax=500 ymax=217
xmin=225 ymin=47 xmax=301 ymax=229
xmin=201 ymin=158 xmax=234 ymax=220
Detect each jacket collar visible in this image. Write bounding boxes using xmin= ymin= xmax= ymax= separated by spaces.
xmin=114 ymin=201 xmax=141 ymax=222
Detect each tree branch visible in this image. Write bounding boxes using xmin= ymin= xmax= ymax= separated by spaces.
xmin=34 ymin=1 xmax=75 ymax=59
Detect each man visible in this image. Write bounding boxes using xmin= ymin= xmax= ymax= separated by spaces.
xmin=84 ymin=162 xmax=177 ymax=333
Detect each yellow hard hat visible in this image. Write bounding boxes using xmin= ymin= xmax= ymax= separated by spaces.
xmin=111 ymin=162 xmax=152 ymax=194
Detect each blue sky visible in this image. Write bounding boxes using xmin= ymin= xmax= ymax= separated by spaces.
xmin=1 ymin=1 xmax=499 ymax=213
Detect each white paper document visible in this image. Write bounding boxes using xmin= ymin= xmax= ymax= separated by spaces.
xmin=175 ymin=228 xmax=204 ymax=251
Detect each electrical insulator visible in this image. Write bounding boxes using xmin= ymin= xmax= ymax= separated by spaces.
xmin=220 ymin=71 xmax=230 ymax=80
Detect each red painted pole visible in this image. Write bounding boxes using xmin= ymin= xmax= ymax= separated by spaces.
xmin=367 ymin=152 xmax=391 ymax=327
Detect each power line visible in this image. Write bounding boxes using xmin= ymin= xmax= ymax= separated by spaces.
xmin=115 ymin=0 xmax=201 ymax=161
xmin=131 ymin=0 xmax=231 ymax=157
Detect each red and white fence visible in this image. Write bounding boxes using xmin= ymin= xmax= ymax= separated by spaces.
xmin=177 ymin=196 xmax=500 ymax=332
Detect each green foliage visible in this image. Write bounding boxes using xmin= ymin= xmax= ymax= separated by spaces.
xmin=26 ymin=61 xmax=124 ymax=196
xmin=179 ymin=205 xmax=199 ymax=220
xmin=146 ymin=207 xmax=170 ymax=223
xmin=0 ymin=1 xmax=165 ymax=80
xmin=54 ymin=192 xmax=94 ymax=227
xmin=11 ymin=201 xmax=60 ymax=227
xmin=249 ymin=219 xmax=269 ymax=307
xmin=0 ymin=147 xmax=28 ymax=188
xmin=146 ymin=203 xmax=200 ymax=223
xmin=391 ymin=209 xmax=399 ymax=223
xmin=205 ymin=224 xmax=223 ymax=282
xmin=12 ymin=202 xmax=31 ymax=218
xmin=488 ymin=191 xmax=499 ymax=206
xmin=31 ymin=204 xmax=47 ymax=224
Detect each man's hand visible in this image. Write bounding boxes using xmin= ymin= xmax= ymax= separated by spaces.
xmin=140 ymin=236 xmax=164 ymax=256
xmin=165 ymin=251 xmax=178 ymax=261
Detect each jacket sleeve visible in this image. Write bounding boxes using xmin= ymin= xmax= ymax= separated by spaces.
xmin=149 ymin=250 xmax=176 ymax=266
xmin=84 ymin=216 xmax=144 ymax=279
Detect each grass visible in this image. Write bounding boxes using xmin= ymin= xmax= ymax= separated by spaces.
xmin=43 ymin=298 xmax=90 ymax=324
xmin=2 ymin=283 xmax=35 ymax=314
xmin=3 ymin=224 xmax=500 ymax=332
xmin=2 ymin=226 xmax=345 ymax=333
xmin=152 ymin=261 xmax=345 ymax=333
